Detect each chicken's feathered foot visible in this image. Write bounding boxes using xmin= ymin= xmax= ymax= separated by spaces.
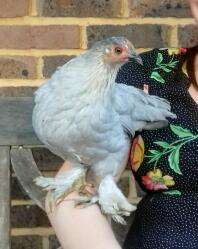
xmin=72 ymin=175 xmax=137 ymax=224
xmin=98 ymin=175 xmax=136 ymax=225
xmin=34 ymin=167 xmax=87 ymax=208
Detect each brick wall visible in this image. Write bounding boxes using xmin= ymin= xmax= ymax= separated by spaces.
xmin=3 ymin=0 xmax=196 ymax=248
xmin=0 ymin=0 xmax=197 ymax=95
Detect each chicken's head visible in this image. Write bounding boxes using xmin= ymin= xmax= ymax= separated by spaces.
xmin=90 ymin=37 xmax=143 ymax=65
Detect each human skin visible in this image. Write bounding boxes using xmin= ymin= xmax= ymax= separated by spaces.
xmin=188 ymin=0 xmax=198 ymax=23
xmin=47 ymin=161 xmax=122 ymax=249
xmin=191 ymin=52 xmax=198 ymax=103
xmin=187 ymin=0 xmax=198 ymax=104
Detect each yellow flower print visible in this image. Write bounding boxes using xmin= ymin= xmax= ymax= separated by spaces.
xmin=163 ymin=175 xmax=175 ymax=187
xmin=130 ymin=135 xmax=145 ymax=172
xmin=167 ymin=48 xmax=187 ymax=56
xmin=142 ymin=168 xmax=175 ymax=191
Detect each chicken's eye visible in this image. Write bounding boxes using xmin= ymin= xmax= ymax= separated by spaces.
xmin=114 ymin=47 xmax=122 ymax=55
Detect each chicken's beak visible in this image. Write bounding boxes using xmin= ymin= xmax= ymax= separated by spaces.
xmin=133 ymin=54 xmax=143 ymax=65
xmin=128 ymin=52 xmax=143 ymax=65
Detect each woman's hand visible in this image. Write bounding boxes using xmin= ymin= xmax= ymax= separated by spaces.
xmin=46 ymin=161 xmax=122 ymax=249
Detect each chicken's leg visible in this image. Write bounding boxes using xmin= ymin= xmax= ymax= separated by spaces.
xmin=34 ymin=166 xmax=86 ymax=205
xmin=98 ymin=175 xmax=136 ymax=224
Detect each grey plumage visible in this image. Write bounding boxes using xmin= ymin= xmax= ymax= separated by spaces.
xmin=33 ymin=37 xmax=176 ymax=224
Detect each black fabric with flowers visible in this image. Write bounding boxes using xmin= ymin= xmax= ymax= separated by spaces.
xmin=116 ymin=48 xmax=198 ymax=249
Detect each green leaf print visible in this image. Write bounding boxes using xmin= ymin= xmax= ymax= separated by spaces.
xmin=163 ymin=190 xmax=181 ymax=196
xmin=154 ymin=141 xmax=171 ymax=149
xmin=168 ymin=146 xmax=182 ymax=175
xmin=146 ymin=125 xmax=198 ymax=175
xmin=150 ymin=52 xmax=178 ymax=84
xmin=148 ymin=150 xmax=160 ymax=155
xmin=170 ymin=124 xmax=193 ymax=138
xmin=148 ymin=155 xmax=161 ymax=164
xmin=150 ymin=71 xmax=165 ymax=84
xmin=156 ymin=52 xmax=163 ymax=64
xmin=160 ymin=66 xmax=172 ymax=73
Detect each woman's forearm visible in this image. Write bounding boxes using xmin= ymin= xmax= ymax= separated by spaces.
xmin=47 ymin=162 xmax=122 ymax=249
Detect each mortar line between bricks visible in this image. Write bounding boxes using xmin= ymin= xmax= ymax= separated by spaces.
xmin=37 ymin=57 xmax=45 ymax=79
xmin=0 ymin=17 xmax=194 ymax=26
xmin=0 ymin=48 xmax=151 ymax=57
xmin=80 ymin=26 xmax=88 ymax=49
xmin=0 ymin=49 xmax=85 ymax=56
xmin=28 ymin=0 xmax=33 ymax=16
xmin=128 ymin=173 xmax=138 ymax=200
xmin=42 ymin=236 xmax=50 ymax=249
xmin=0 ymin=79 xmax=44 ymax=87
xmin=121 ymin=0 xmax=129 ymax=17
xmin=169 ymin=25 xmax=178 ymax=47
xmin=11 ymin=227 xmax=55 ymax=236
xmin=30 ymin=0 xmax=38 ymax=16
xmin=121 ymin=169 xmax=132 ymax=177
xmin=11 ymin=200 xmax=35 ymax=206
xmin=43 ymin=171 xmax=56 ymax=177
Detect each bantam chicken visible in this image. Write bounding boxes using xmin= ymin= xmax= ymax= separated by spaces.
xmin=33 ymin=37 xmax=176 ymax=224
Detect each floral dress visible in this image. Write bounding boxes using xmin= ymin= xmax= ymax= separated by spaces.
xmin=116 ymin=48 xmax=198 ymax=249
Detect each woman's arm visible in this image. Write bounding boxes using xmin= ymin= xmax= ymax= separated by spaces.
xmin=47 ymin=161 xmax=122 ymax=249
xmin=188 ymin=0 xmax=198 ymax=23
